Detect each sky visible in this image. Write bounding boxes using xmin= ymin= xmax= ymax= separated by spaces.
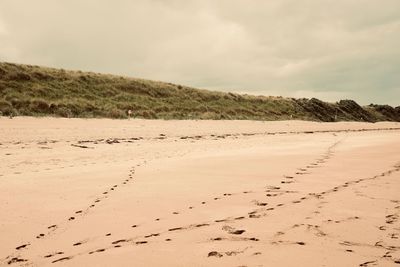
xmin=0 ymin=0 xmax=399 ymax=106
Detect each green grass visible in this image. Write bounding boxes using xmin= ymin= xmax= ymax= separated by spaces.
xmin=0 ymin=62 xmax=399 ymax=122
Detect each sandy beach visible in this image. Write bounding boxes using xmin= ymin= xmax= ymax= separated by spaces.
xmin=1 ymin=117 xmax=400 ymax=266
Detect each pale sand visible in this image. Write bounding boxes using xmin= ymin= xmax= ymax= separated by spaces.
xmin=1 ymin=117 xmax=400 ymax=266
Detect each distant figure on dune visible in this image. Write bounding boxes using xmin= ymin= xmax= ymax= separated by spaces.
xmin=128 ymin=109 xmax=132 ymax=119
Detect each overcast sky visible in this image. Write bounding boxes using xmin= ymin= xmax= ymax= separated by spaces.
xmin=0 ymin=0 xmax=399 ymax=106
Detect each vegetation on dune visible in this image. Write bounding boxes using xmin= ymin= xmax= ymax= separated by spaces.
xmin=0 ymin=62 xmax=399 ymax=121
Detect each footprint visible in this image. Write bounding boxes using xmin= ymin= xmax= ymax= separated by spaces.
xmin=44 ymin=252 xmax=64 ymax=258
xmin=89 ymin=248 xmax=106 ymax=255
xmin=168 ymin=227 xmax=183 ymax=231
xmin=15 ymin=243 xmax=30 ymax=250
xmin=223 ymin=226 xmax=245 ymax=235
xmin=112 ymin=239 xmax=127 ymax=245
xmin=258 ymin=201 xmax=268 ymax=206
xmin=52 ymin=256 xmax=72 ymax=263
xmin=208 ymin=251 xmax=223 ymax=258
xmin=36 ymin=233 xmax=45 ymax=239
xmin=195 ymin=223 xmax=209 ymax=228
xmin=359 ymin=260 xmax=377 ymax=267
xmin=145 ymin=233 xmax=160 ymax=238
xmin=7 ymin=258 xmax=28 ymax=264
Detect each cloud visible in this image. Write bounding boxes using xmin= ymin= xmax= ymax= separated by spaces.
xmin=0 ymin=0 xmax=399 ymax=105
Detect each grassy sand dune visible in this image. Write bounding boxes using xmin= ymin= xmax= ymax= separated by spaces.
xmin=0 ymin=62 xmax=399 ymax=121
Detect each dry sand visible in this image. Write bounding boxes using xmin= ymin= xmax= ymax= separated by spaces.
xmin=1 ymin=117 xmax=400 ymax=266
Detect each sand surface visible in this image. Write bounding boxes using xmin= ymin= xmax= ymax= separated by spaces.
xmin=1 ymin=117 xmax=400 ymax=266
